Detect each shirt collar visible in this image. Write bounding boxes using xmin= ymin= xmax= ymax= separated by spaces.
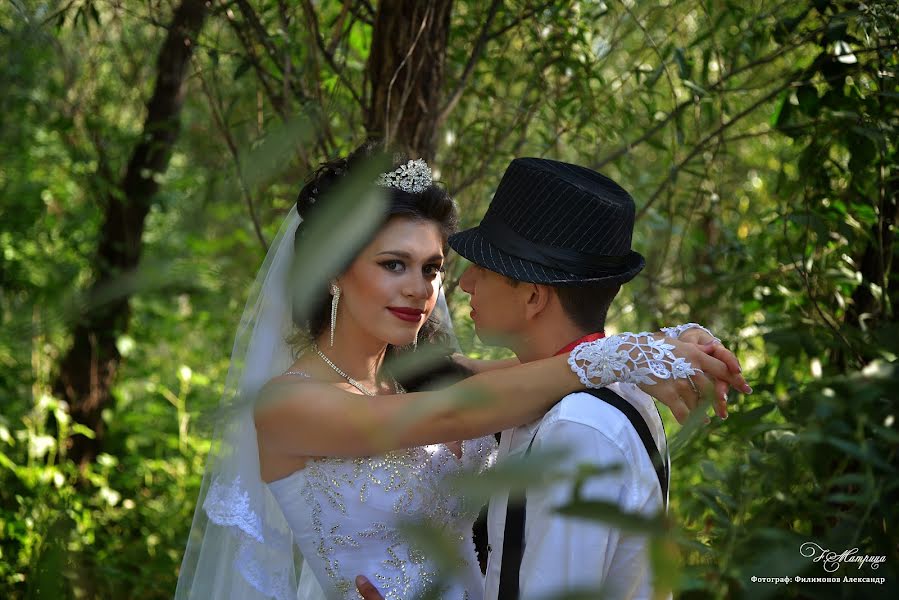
xmin=553 ymin=331 xmax=606 ymax=356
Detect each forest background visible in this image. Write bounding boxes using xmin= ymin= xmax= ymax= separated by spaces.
xmin=1 ymin=0 xmax=897 ymax=598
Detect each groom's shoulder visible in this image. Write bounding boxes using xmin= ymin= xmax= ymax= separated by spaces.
xmin=544 ymin=383 xmax=660 ymax=436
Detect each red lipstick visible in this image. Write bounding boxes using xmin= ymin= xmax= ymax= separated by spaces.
xmin=387 ymin=307 xmax=424 ymax=323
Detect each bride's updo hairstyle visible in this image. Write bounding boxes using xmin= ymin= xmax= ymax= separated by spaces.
xmin=289 ymin=140 xmax=468 ymax=388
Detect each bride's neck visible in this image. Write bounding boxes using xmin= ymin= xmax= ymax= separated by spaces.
xmin=313 ymin=326 xmax=388 ymax=388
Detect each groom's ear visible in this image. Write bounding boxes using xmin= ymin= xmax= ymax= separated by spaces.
xmin=522 ymin=283 xmax=552 ymax=321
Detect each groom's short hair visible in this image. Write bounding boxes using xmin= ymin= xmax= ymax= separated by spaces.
xmin=506 ymin=276 xmax=621 ymax=332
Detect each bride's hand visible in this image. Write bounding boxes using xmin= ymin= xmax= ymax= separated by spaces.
xmin=638 ymin=337 xmax=751 ymax=424
xmin=660 ymin=324 xmax=746 ymax=421
xmin=567 ymin=333 xmax=752 ymax=425
xmin=678 ymin=334 xmax=742 ymax=421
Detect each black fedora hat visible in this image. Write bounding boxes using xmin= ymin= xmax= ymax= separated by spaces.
xmin=449 ymin=158 xmax=645 ymax=286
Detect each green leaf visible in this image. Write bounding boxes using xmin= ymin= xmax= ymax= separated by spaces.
xmin=233 ymin=59 xmax=252 ymax=81
xmin=556 ymin=498 xmax=667 ymax=534
xmin=674 ymin=47 xmax=691 ymax=79
xmin=682 ymin=80 xmax=708 ymax=96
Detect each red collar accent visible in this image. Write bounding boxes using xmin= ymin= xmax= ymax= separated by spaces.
xmin=554 ymin=332 xmax=606 ymax=356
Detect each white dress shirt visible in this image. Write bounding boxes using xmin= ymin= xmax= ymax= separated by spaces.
xmin=484 ymin=383 xmax=671 ymax=600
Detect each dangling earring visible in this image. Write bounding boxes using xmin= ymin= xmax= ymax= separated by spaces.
xmin=329 ymin=282 xmax=341 ymax=347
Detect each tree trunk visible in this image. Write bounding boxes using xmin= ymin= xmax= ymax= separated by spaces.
xmin=54 ymin=0 xmax=209 ymax=466
xmin=365 ymin=0 xmax=453 ymax=161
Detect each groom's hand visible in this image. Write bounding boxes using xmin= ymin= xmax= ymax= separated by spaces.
xmin=356 ymin=575 xmax=384 ymax=600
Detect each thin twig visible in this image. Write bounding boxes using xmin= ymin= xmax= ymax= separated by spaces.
xmin=197 ymin=68 xmax=269 ymax=253
xmin=636 ymin=82 xmax=790 ymax=220
xmin=326 ymin=0 xmax=353 ymax=56
xmin=436 ymin=0 xmax=502 ymax=126
xmin=37 ymin=0 xmax=79 ymax=26
xmin=593 ymin=33 xmax=818 ymax=170
xmin=233 ymin=0 xmax=284 ymax=73
xmin=223 ymin=5 xmax=287 ymax=116
xmin=487 ymin=0 xmax=559 ymax=41
xmin=300 ymin=0 xmax=364 ymax=108
xmin=233 ymin=0 xmax=310 ymax=104
xmin=296 ymin=0 xmax=338 ymax=154
xmin=618 ymin=0 xmax=680 ymax=162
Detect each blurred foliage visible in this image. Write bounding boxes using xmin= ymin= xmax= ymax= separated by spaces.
xmin=1 ymin=0 xmax=897 ymax=598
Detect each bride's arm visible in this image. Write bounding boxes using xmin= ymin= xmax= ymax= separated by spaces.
xmin=457 ymin=324 xmax=743 ymax=418
xmin=452 ymin=354 xmax=519 ymax=374
xmin=457 ymin=326 xmax=728 ymax=376
xmin=257 ymin=354 xmax=577 ymax=458
xmin=255 ymin=336 xmax=749 ymax=458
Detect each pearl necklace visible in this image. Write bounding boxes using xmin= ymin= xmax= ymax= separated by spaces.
xmin=311 ymin=342 xmax=403 ymax=396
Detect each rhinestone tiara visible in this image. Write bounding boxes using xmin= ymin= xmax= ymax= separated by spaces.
xmin=376 ymin=159 xmax=433 ymax=194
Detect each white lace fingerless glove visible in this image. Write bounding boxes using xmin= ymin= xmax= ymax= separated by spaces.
xmin=568 ymin=332 xmax=699 ymax=388
xmin=660 ymin=322 xmax=721 ymax=344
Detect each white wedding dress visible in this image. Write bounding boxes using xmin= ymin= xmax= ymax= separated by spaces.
xmin=266 ymin=404 xmax=497 ymax=600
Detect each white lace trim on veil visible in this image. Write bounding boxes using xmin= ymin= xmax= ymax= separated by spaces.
xmin=176 ymin=208 xmax=318 ymax=600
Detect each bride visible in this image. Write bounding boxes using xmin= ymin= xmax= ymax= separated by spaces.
xmin=175 ymin=141 xmax=746 ymax=599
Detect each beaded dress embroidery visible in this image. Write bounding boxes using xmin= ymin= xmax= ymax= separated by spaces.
xmin=266 ymin=373 xmax=497 ymax=600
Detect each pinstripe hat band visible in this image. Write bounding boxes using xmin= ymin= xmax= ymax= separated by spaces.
xmin=479 ymin=217 xmax=632 ymax=277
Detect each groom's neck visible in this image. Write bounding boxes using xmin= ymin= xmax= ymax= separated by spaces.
xmin=514 ymin=319 xmax=592 ymax=364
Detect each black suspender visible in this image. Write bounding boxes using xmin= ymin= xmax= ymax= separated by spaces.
xmin=586 ymin=388 xmax=669 ymax=501
xmin=497 ymin=432 xmax=539 ymax=599
xmin=497 ymin=387 xmax=668 ymax=600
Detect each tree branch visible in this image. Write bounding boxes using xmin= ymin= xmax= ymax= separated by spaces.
xmin=436 ymin=0 xmax=502 ymax=126
xmin=487 ymin=0 xmax=560 ymax=42
xmin=300 ymin=0 xmax=364 ymax=108
xmin=232 ymin=0 xmax=310 ymax=105
xmin=636 ymin=82 xmax=791 ymax=220
xmin=326 ymin=0 xmax=353 ymax=56
xmin=593 ymin=33 xmax=818 ymax=170
xmin=223 ymin=5 xmax=288 ymax=116
xmin=197 ymin=68 xmax=269 ymax=253
xmin=233 ymin=0 xmax=283 ymax=71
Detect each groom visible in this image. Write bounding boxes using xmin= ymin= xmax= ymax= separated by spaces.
xmin=357 ymin=158 xmax=742 ymax=599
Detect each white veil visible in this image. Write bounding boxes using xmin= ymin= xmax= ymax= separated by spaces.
xmin=175 ymin=203 xmax=456 ymax=599
xmin=175 ymin=207 xmax=309 ymax=600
